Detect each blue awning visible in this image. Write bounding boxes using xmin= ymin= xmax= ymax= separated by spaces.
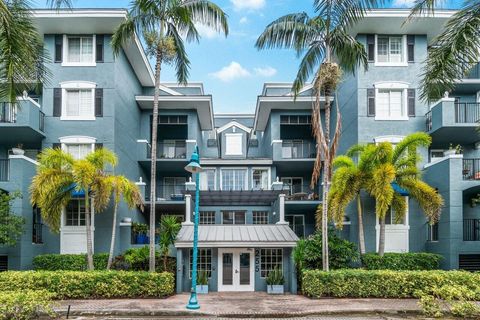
xmin=391 ymin=182 xmax=409 ymax=196
xmin=65 ymin=183 xmax=86 ymax=197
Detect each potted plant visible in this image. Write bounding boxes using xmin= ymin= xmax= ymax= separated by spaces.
xmin=266 ymin=266 xmax=284 ymax=294
xmin=11 ymin=144 xmax=24 ymax=155
xmin=445 ymin=143 xmax=461 ymax=156
xmin=132 ymin=222 xmax=148 ymax=244
xmin=196 ymin=270 xmax=209 ymax=294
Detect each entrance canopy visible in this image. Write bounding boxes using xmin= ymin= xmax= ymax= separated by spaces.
xmin=175 ymin=224 xmax=299 ymax=248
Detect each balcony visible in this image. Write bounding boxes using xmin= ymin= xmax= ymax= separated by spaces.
xmin=138 ymin=140 xmax=196 ymax=172
xmin=145 ymin=183 xmax=186 ymax=202
xmin=464 ymin=219 xmax=480 ymax=241
xmin=272 ymin=140 xmax=316 ymax=169
xmin=425 ymin=99 xmax=480 ymax=145
xmin=0 ymin=100 xmax=45 ymax=145
xmin=462 ymin=159 xmax=480 ymax=180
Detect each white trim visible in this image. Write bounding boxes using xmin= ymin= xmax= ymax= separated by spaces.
xmin=159 ymin=84 xmax=182 ymax=96
xmin=185 ymin=139 xmax=197 ymax=143
xmin=374 ymin=81 xmax=410 ymax=89
xmin=424 ymin=154 xmax=463 ymax=169
xmin=271 ymin=140 xmax=283 ymax=145
xmin=60 ymin=81 xmax=97 ymax=89
xmin=374 ymin=135 xmax=405 ymax=144
xmin=175 ymin=241 xmax=297 ymax=248
xmin=365 ymin=9 xmax=456 ymax=18
xmin=286 ymin=83 xmax=314 ymax=96
xmin=59 ymin=136 xmax=97 ymax=144
xmin=225 ymin=133 xmax=244 ymax=156
xmin=375 ymin=196 xmax=410 ymax=253
xmin=215 ymin=114 xmax=254 ymax=118
xmin=217 ymin=121 xmax=252 ymax=134
xmin=374 ymin=35 xmax=408 ymax=67
xmin=8 ymin=155 xmax=39 ymax=165
xmin=61 ymin=34 xmax=97 ymax=67
xmin=17 ymin=96 xmax=41 ymax=109
xmin=220 ymin=167 xmax=248 ymax=191
xmin=200 ymin=167 xmax=216 ymax=191
xmin=251 ymin=167 xmax=271 ymax=191
xmin=217 ymin=248 xmax=255 ymax=292
xmin=201 ymin=159 xmax=273 ymax=165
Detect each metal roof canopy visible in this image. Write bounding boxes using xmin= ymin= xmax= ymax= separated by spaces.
xmin=183 ymin=190 xmax=283 ymax=206
xmin=175 ymin=224 xmax=299 ymax=248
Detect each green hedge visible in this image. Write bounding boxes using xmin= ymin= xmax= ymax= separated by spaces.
xmin=0 ymin=271 xmax=175 ymax=299
xmin=361 ymin=253 xmax=442 ymax=270
xmin=302 ymin=269 xmax=480 ymax=299
xmin=33 ymin=253 xmax=109 ymax=271
xmin=0 ymin=290 xmax=54 ymax=320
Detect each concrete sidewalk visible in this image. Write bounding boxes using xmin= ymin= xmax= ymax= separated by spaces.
xmin=55 ymin=293 xmax=421 ymax=318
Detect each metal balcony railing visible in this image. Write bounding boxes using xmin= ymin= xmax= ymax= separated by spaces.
xmin=282 ymin=183 xmax=319 ymax=200
xmin=281 ymin=141 xmax=316 ymax=159
xmin=0 ymin=103 xmax=16 ymax=123
xmin=464 ymin=219 xmax=480 ymax=241
xmin=462 ymin=159 xmax=480 ymax=180
xmin=146 ymin=141 xmax=187 ymax=159
xmin=0 ymin=159 xmax=9 ymax=181
xmin=145 ymin=183 xmax=186 ymax=201
xmin=455 ymin=103 xmax=480 ymax=124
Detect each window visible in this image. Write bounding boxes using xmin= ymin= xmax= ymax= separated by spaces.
xmin=286 ymin=215 xmax=305 ymax=238
xmin=222 ymin=211 xmax=245 ymax=225
xmin=281 ymin=177 xmax=303 ymax=194
xmin=64 ymin=35 xmax=95 ymax=65
xmin=221 ymin=169 xmax=247 ymax=190
xmin=163 ymin=177 xmax=186 ymax=199
xmin=64 ymin=143 xmax=93 ymax=160
xmin=200 ymin=169 xmax=216 ymax=190
xmin=189 ymin=248 xmax=212 ymax=278
xmin=260 ymin=248 xmax=283 ymax=277
xmin=60 ymin=82 xmax=97 ymax=120
xmin=32 ymin=207 xmax=43 ymax=244
xmin=225 ymin=133 xmax=243 ymax=156
xmin=199 ymin=211 xmax=216 ymax=225
xmin=253 ymin=211 xmax=268 ymax=224
xmin=252 ymin=168 xmax=269 ymax=190
xmin=377 ymin=35 xmax=405 ymax=64
xmin=377 ymin=89 xmax=404 ymax=119
xmin=65 ymin=199 xmax=86 ymax=226
xmin=428 ymin=223 xmax=439 ymax=242
xmin=0 ymin=256 xmax=7 ymax=272
xmin=385 ymin=197 xmax=408 ymax=225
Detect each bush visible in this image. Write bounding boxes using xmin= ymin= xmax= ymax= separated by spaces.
xmin=418 ymin=284 xmax=480 ymax=318
xmin=33 ymin=253 xmax=109 ymax=271
xmin=114 ymin=246 xmax=176 ymax=273
xmin=0 ymin=271 xmax=175 ymax=299
xmin=293 ymin=229 xmax=359 ymax=271
xmin=302 ymin=269 xmax=480 ymax=299
xmin=361 ymin=253 xmax=442 ymax=270
xmin=0 ymin=290 xmax=54 ymax=320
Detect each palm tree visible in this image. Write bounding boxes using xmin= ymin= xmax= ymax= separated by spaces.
xmin=106 ymin=175 xmax=144 ymax=270
xmin=158 ymin=215 xmax=181 ymax=271
xmin=111 ymin=0 xmax=228 ymax=272
xmin=330 ymin=133 xmax=443 ymax=256
xmin=407 ymin=0 xmax=480 ymax=101
xmin=256 ymin=0 xmax=379 ymax=271
xmin=30 ymin=147 xmax=117 ymax=269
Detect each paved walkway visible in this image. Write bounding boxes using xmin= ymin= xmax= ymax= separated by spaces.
xmin=55 ymin=293 xmax=421 ymax=318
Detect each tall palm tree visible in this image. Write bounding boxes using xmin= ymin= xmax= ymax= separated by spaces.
xmin=158 ymin=215 xmax=181 ymax=271
xmin=30 ymin=147 xmax=117 ymax=269
xmin=106 ymin=175 xmax=144 ymax=270
xmin=330 ymin=133 xmax=443 ymax=256
xmin=256 ymin=0 xmax=379 ymax=271
xmin=407 ymin=0 xmax=480 ymax=101
xmin=111 ymin=0 xmax=228 ymax=272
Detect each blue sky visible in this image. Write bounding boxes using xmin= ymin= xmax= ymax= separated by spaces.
xmin=33 ymin=0 xmax=462 ymax=113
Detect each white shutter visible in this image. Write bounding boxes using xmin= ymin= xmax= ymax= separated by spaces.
xmin=225 ymin=134 xmax=242 ymax=155
xmin=376 ymin=90 xmax=390 ymax=118
xmin=79 ymin=90 xmax=92 ymax=117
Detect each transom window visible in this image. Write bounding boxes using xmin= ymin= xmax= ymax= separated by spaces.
xmin=222 ymin=211 xmax=246 ymax=225
xmin=376 ymin=89 xmax=404 ymax=119
xmin=65 ymin=199 xmax=86 ymax=226
xmin=199 ymin=211 xmax=216 ymax=225
xmin=252 ymin=169 xmax=269 ymax=190
xmin=252 ymin=211 xmax=268 ymax=224
xmin=66 ymin=36 xmax=94 ymax=64
xmin=221 ymin=169 xmax=247 ymax=191
xmin=377 ymin=36 xmax=404 ymax=63
xmin=189 ymin=248 xmax=212 ymax=278
xmin=200 ymin=168 xmax=216 ymax=191
xmin=65 ymin=143 xmax=93 ymax=160
xmin=260 ymin=248 xmax=283 ymax=278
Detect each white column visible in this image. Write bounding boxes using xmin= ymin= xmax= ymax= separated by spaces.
xmin=276 ymin=194 xmax=287 ymax=224
xmin=183 ymin=194 xmax=193 ymax=225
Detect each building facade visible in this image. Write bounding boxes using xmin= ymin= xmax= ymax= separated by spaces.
xmin=0 ymin=8 xmax=480 ymax=292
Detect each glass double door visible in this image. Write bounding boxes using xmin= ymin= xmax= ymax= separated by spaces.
xmin=218 ymin=249 xmax=254 ymax=291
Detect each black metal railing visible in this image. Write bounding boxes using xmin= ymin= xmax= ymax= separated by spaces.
xmin=464 ymin=219 xmax=480 ymax=241
xmin=39 ymin=111 xmax=45 ymax=132
xmin=145 ymin=183 xmax=186 ymax=201
xmin=455 ymin=102 xmax=480 ymax=124
xmin=0 ymin=159 xmax=9 ymax=181
xmin=425 ymin=110 xmax=432 ymax=131
xmin=0 ymin=102 xmax=16 ymax=123
xmin=282 ymin=183 xmax=319 ymax=200
xmin=146 ymin=141 xmax=187 ymax=159
xmin=281 ymin=141 xmax=316 ymax=159
xmin=32 ymin=223 xmax=43 ymax=244
xmin=462 ymin=159 xmax=480 ymax=180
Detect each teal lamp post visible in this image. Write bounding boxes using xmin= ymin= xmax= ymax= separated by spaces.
xmin=185 ymin=145 xmax=202 ymax=310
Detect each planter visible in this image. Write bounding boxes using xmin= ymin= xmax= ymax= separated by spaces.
xmin=135 ymin=234 xmax=147 ymax=244
xmin=267 ymin=285 xmax=284 ymax=294
xmin=11 ymin=148 xmax=25 ymax=155
xmin=144 ymin=236 xmax=150 ymax=244
xmin=196 ymin=285 xmax=209 ymax=294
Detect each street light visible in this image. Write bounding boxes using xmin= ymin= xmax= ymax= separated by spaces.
xmin=184 ymin=145 xmax=203 ymax=310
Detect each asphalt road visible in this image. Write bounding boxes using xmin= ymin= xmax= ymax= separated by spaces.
xmin=67 ymin=316 xmax=447 ymax=320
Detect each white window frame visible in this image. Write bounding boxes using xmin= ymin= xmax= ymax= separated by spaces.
xmin=252 ymin=211 xmax=269 ymax=224
xmin=200 ymin=168 xmax=216 ymax=191
xmin=220 ymin=167 xmax=248 ymax=191
xmin=189 ymin=248 xmax=212 ymax=279
xmin=59 ymin=136 xmax=96 ymax=159
xmin=374 ymin=35 xmax=408 ymax=67
xmin=199 ymin=211 xmax=216 ymax=225
xmin=60 ymin=81 xmax=97 ymax=121
xmin=260 ymin=248 xmax=283 ymax=278
xmin=221 ymin=211 xmax=246 ymax=225
xmin=374 ymin=82 xmax=410 ymax=121
xmin=225 ymin=133 xmax=243 ymax=156
xmin=251 ymin=167 xmax=271 ymax=191
xmin=62 ymin=34 xmax=96 ymax=67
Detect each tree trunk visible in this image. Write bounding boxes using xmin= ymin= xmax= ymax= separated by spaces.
xmin=163 ymin=251 xmax=167 ymax=271
xmin=378 ymin=216 xmax=386 ymax=257
xmin=107 ymin=198 xmax=118 ymax=270
xmin=149 ymin=49 xmax=163 ymax=273
xmin=357 ymin=194 xmax=366 ymax=255
xmin=85 ymin=195 xmax=94 ymax=270
xmin=322 ymin=93 xmax=331 ymax=272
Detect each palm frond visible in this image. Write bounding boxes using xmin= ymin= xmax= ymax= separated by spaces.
xmin=47 ymin=0 xmax=73 ymax=9
xmin=292 ymin=43 xmax=326 ymax=95
xmin=406 ymin=0 xmax=440 ymax=22
xmin=181 ymin=0 xmax=229 ymax=36
xmin=330 ymin=27 xmax=368 ymax=74
xmin=392 ymin=132 xmax=431 ymax=164
xmin=332 ymin=155 xmax=355 ymax=169
xmin=400 ymin=179 xmax=443 ymax=223
xmin=111 ymin=17 xmax=136 ymax=57
xmin=166 ymin=22 xmax=190 ymax=84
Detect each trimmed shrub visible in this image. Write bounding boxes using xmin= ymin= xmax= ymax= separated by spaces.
xmin=418 ymin=284 xmax=480 ymax=318
xmin=302 ymin=269 xmax=480 ymax=299
xmin=114 ymin=246 xmax=176 ymax=273
xmin=361 ymin=253 xmax=442 ymax=270
xmin=0 ymin=290 xmax=54 ymax=320
xmin=33 ymin=253 xmax=109 ymax=271
xmin=0 ymin=271 xmax=175 ymax=299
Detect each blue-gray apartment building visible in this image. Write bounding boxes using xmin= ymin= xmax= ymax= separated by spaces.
xmin=0 ymin=8 xmax=479 ymax=293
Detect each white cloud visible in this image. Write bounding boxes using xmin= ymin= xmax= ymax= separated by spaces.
xmin=231 ymin=0 xmax=265 ymax=11
xmin=239 ymin=16 xmax=249 ymax=24
xmin=254 ymin=66 xmax=277 ymax=77
xmin=392 ymin=0 xmax=416 ymax=7
xmin=210 ymin=62 xmax=251 ymax=82
xmin=195 ymin=24 xmax=220 ymax=39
